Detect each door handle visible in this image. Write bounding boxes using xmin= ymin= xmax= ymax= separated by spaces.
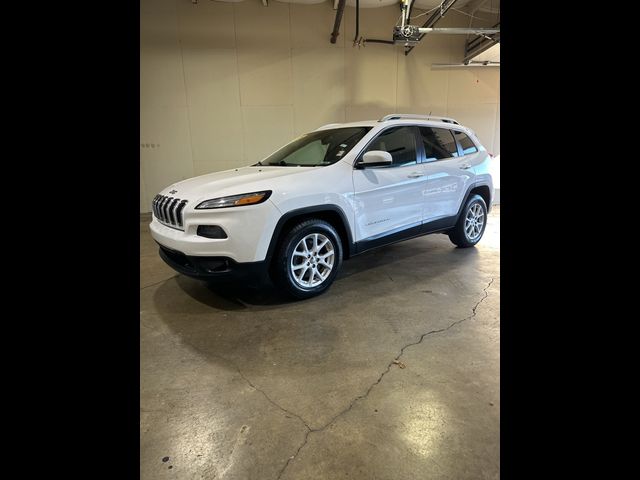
xmin=408 ymin=172 xmax=425 ymax=178
xmin=459 ymin=164 xmax=472 ymax=170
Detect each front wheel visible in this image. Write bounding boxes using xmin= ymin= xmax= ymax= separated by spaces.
xmin=448 ymin=194 xmax=488 ymax=248
xmin=271 ymin=219 xmax=343 ymax=299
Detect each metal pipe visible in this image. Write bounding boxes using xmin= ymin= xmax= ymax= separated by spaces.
xmin=353 ymin=0 xmax=359 ymax=46
xmin=330 ymin=0 xmax=346 ymax=44
xmin=417 ymin=27 xmax=499 ymax=35
xmin=405 ymin=0 xmax=459 ymax=56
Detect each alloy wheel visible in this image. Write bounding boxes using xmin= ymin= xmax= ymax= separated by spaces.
xmin=464 ymin=203 xmax=485 ymax=241
xmin=290 ymin=233 xmax=335 ymax=288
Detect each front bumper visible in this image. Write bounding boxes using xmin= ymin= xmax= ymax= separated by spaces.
xmin=158 ymin=244 xmax=268 ymax=282
xmin=149 ymin=199 xmax=281 ymax=263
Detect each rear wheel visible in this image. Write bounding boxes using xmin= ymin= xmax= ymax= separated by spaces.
xmin=448 ymin=194 xmax=488 ymax=248
xmin=271 ymin=219 xmax=343 ymax=299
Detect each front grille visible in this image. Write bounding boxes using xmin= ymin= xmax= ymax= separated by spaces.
xmin=152 ymin=194 xmax=188 ymax=230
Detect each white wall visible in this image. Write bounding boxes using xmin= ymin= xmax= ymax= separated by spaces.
xmin=140 ymin=0 xmax=500 ymax=212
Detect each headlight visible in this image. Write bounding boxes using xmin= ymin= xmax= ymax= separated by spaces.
xmin=195 ymin=191 xmax=272 ymax=209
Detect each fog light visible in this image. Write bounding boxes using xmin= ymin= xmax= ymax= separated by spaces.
xmin=197 ymin=225 xmax=228 ymax=239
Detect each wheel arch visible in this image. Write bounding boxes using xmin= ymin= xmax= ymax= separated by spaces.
xmin=449 ymin=183 xmax=492 ymax=229
xmin=469 ymin=184 xmax=492 ymax=213
xmin=265 ymin=205 xmax=354 ymax=264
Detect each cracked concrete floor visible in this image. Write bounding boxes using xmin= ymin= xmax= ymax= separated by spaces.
xmin=140 ymin=207 xmax=500 ymax=479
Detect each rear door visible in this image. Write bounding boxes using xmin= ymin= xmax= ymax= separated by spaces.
xmin=419 ymin=126 xmax=476 ymax=222
xmin=352 ymin=125 xmax=427 ymax=241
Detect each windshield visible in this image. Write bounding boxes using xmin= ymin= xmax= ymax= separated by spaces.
xmin=254 ymin=127 xmax=371 ymax=167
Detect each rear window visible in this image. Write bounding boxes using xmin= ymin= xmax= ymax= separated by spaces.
xmin=453 ymin=131 xmax=478 ymax=155
xmin=419 ymin=127 xmax=458 ymax=161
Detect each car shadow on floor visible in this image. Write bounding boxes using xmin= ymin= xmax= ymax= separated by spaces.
xmin=162 ymin=235 xmax=479 ymax=311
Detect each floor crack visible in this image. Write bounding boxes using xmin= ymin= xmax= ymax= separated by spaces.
xmin=140 ymin=275 xmax=178 ymax=291
xmin=275 ymin=277 xmax=495 ymax=479
xmin=208 ymin=356 xmax=313 ymax=480
xmin=195 ymin=278 xmax=494 ymax=480
xmin=233 ymin=364 xmax=312 ymax=432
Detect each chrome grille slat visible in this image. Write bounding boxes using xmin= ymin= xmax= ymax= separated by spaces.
xmin=151 ymin=194 xmax=188 ymax=230
xmin=159 ymin=196 xmax=168 ymax=222
xmin=153 ymin=195 xmax=161 ymax=219
xmin=169 ymin=198 xmax=179 ymax=224
xmin=175 ymin=200 xmax=187 ymax=227
xmin=151 ymin=195 xmax=157 ymax=218
xmin=162 ymin=196 xmax=172 ymax=222
xmin=154 ymin=196 xmax=161 ymax=220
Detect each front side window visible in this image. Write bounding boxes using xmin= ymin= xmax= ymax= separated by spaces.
xmin=453 ymin=130 xmax=479 ymax=155
xmin=256 ymin=127 xmax=371 ymax=167
xmin=363 ymin=126 xmax=418 ymax=167
xmin=419 ymin=127 xmax=458 ymax=161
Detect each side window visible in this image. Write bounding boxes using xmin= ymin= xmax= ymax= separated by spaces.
xmin=364 ymin=126 xmax=417 ymax=167
xmin=453 ymin=131 xmax=479 ymax=155
xmin=419 ymin=127 xmax=458 ymax=161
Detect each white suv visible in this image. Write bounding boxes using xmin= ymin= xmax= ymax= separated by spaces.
xmin=150 ymin=114 xmax=493 ymax=299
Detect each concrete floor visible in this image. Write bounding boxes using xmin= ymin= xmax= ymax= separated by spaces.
xmin=140 ymin=207 xmax=500 ymax=480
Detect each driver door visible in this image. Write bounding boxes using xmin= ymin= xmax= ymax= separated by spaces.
xmin=352 ymin=126 xmax=427 ymax=241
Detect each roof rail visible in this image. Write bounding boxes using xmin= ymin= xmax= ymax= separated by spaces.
xmin=378 ymin=113 xmax=460 ymax=125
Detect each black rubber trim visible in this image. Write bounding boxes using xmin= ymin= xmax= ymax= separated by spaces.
xmin=157 ymin=244 xmax=267 ymax=282
xmin=264 ymin=205 xmax=355 ymax=260
xmin=467 ymin=181 xmax=493 ymax=213
xmin=355 ymin=224 xmax=424 ymax=254
xmin=354 ymin=216 xmax=458 ymax=254
xmin=196 ymin=225 xmax=228 ymax=239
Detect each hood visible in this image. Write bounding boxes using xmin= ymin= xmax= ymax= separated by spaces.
xmin=160 ymin=166 xmax=316 ymax=204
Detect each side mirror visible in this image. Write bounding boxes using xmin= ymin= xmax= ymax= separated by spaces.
xmin=359 ymin=150 xmax=393 ymax=168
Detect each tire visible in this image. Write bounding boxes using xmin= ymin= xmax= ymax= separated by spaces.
xmin=271 ymin=218 xmax=343 ymax=299
xmin=448 ymin=194 xmax=488 ymax=248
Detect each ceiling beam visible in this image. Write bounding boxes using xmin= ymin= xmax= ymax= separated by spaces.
xmin=418 ymin=27 xmax=499 ymax=35
xmin=404 ymin=0 xmax=460 ymax=56
xmin=463 ymin=22 xmax=499 ymax=62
